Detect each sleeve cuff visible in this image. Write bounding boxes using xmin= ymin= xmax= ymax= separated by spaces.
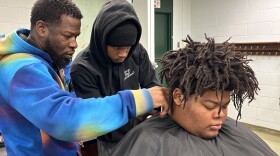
xmin=131 ymin=89 xmax=154 ymax=117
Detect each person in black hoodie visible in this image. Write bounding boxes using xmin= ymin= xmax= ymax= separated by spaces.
xmin=70 ymin=0 xmax=161 ymax=155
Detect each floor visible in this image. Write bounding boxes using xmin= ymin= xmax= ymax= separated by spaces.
xmin=0 ymin=126 xmax=279 ymax=156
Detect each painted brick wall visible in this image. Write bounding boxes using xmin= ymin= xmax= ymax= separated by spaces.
xmin=191 ymin=0 xmax=280 ymax=131
xmin=0 ymin=0 xmax=36 ymax=33
xmin=72 ymin=0 xmax=105 ymax=57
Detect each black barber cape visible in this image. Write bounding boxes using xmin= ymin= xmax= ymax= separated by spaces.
xmin=112 ymin=115 xmax=278 ymax=156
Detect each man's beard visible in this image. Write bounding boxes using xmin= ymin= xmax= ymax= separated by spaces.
xmin=45 ymin=39 xmax=70 ymax=70
xmin=52 ymin=56 xmax=70 ymax=70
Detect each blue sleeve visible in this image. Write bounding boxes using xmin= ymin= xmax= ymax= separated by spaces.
xmin=7 ymin=63 xmax=153 ymax=141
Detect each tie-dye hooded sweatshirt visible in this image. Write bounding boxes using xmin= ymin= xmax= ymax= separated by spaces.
xmin=0 ymin=28 xmax=154 ymax=156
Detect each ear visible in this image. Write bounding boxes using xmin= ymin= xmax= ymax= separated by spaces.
xmin=173 ymin=88 xmax=183 ymax=106
xmin=35 ymin=20 xmax=48 ymax=38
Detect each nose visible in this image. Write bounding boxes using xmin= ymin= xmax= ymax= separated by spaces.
xmin=69 ymin=39 xmax=78 ymax=49
xmin=215 ymin=107 xmax=227 ymax=119
xmin=118 ymin=49 xmax=129 ymax=58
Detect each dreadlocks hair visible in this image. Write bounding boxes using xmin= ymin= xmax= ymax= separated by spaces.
xmin=157 ymin=35 xmax=259 ymax=120
xmin=30 ymin=0 xmax=83 ymax=29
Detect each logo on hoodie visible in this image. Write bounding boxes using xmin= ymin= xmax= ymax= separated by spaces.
xmin=124 ymin=69 xmax=135 ymax=80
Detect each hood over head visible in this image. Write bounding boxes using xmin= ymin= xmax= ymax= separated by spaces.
xmin=89 ymin=0 xmax=142 ymax=64
xmin=0 ymin=29 xmax=30 ymax=60
xmin=0 ymin=29 xmax=51 ymax=62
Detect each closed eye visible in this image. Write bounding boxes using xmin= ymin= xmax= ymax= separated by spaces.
xmin=203 ymin=102 xmax=216 ymax=110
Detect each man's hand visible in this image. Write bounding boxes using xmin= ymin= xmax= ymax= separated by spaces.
xmin=147 ymin=86 xmax=169 ymax=117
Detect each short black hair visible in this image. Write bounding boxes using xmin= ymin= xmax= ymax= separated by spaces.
xmin=30 ymin=0 xmax=83 ymax=29
xmin=157 ymin=35 xmax=259 ymax=120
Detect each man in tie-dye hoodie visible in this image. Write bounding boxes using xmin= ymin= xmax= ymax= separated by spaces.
xmin=0 ymin=0 xmax=168 ymax=155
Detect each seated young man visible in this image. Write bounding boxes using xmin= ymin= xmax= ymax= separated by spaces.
xmin=111 ymin=35 xmax=278 ymax=156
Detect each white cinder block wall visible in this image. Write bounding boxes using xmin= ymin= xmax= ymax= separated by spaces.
xmin=0 ymin=0 xmax=36 ymax=33
xmin=189 ymin=0 xmax=280 ymax=131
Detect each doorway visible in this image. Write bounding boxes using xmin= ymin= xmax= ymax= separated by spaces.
xmin=154 ymin=0 xmax=173 ymax=86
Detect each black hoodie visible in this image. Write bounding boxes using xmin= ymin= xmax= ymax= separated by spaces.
xmin=71 ymin=0 xmax=160 ymax=154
